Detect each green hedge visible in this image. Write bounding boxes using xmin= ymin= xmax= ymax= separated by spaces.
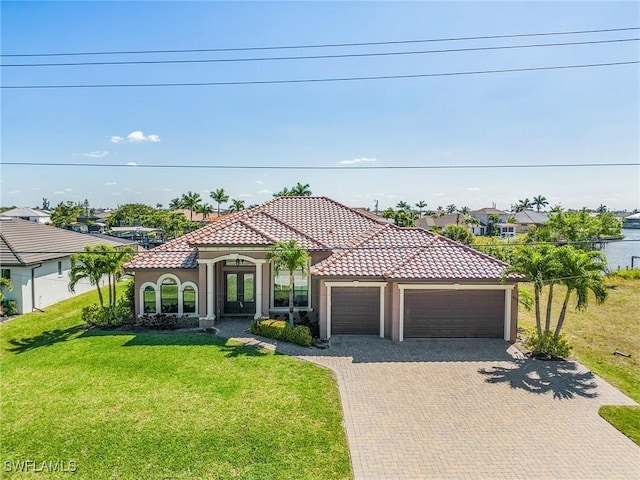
xmin=250 ymin=319 xmax=313 ymax=347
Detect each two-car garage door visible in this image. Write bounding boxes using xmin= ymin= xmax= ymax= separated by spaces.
xmin=404 ymin=289 xmax=504 ymax=338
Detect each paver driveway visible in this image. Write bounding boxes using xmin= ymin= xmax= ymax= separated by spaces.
xmin=216 ymin=320 xmax=639 ymax=480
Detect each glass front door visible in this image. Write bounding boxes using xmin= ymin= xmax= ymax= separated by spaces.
xmin=224 ymin=272 xmax=255 ymax=315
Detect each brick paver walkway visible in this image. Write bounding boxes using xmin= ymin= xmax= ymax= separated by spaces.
xmin=215 ymin=319 xmax=639 ymax=480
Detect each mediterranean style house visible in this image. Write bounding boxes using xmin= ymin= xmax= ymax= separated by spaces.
xmin=126 ymin=197 xmax=521 ymax=342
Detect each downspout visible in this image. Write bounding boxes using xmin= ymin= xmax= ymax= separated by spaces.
xmin=31 ymin=263 xmax=44 ymax=312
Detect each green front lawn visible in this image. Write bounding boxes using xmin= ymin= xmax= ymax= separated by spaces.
xmin=0 ymin=287 xmax=352 ymax=479
xmin=518 ymin=278 xmax=640 ymax=445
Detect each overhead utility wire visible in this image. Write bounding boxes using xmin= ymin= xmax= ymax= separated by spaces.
xmin=3 ymin=161 xmax=638 ymax=170
xmin=4 ymin=38 xmax=637 ymax=68
xmin=3 ymin=60 xmax=638 ymax=89
xmin=2 ymin=26 xmax=638 ymax=57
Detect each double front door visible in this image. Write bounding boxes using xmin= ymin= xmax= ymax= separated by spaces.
xmin=224 ymin=271 xmax=255 ymax=315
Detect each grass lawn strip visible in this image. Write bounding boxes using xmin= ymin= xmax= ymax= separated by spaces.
xmin=0 ymin=286 xmax=352 ymax=479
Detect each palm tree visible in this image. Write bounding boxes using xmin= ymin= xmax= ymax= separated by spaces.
xmin=197 ymin=203 xmax=215 ymax=220
xmin=515 ymin=198 xmax=533 ymax=212
xmin=273 ymin=187 xmax=291 ymax=197
xmin=596 ymin=204 xmax=608 ymax=214
xmin=532 ymin=195 xmax=548 ymax=213
xmin=180 ymin=191 xmax=202 ymax=221
xmin=168 ymin=197 xmax=183 ymax=211
xmin=506 ymin=245 xmax=560 ymax=335
xmin=229 ymin=199 xmax=245 ymax=212
xmin=69 ymin=246 xmax=109 ymax=307
xmin=553 ymin=247 xmax=607 ymax=338
xmin=445 ymin=204 xmax=457 ymax=214
xmin=290 ymin=182 xmax=312 ymax=196
xmin=265 ymin=240 xmax=310 ymax=325
xmin=415 ymin=201 xmax=428 ymax=216
xmin=396 ymin=201 xmax=411 ymax=212
xmin=95 ymin=245 xmax=134 ymax=307
xmin=486 ymin=213 xmax=501 ymax=236
xmin=210 ymin=188 xmax=229 ymax=216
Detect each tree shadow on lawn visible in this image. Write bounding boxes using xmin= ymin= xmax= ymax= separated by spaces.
xmin=80 ymin=329 xmax=269 ymax=358
xmin=478 ymin=359 xmax=598 ymax=400
xmin=5 ymin=324 xmax=85 ymax=354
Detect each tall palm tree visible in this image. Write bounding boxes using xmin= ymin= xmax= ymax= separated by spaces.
xmin=446 ymin=204 xmax=457 ymax=214
xmin=273 ymin=187 xmax=290 ymax=197
xmin=515 ymin=198 xmax=533 ymax=212
xmin=168 ymin=197 xmax=183 ymax=211
xmin=415 ymin=201 xmax=428 ymax=216
xmin=210 ymin=188 xmax=229 ymax=216
xmin=96 ymin=245 xmax=134 ymax=307
xmin=229 ymin=199 xmax=245 ymax=212
xmin=396 ymin=201 xmax=411 ymax=212
xmin=181 ymin=191 xmax=202 ymax=221
xmin=532 ymin=195 xmax=548 ymax=213
xmin=265 ymin=240 xmax=310 ymax=325
xmin=596 ymin=204 xmax=608 ymax=214
xmin=290 ymin=182 xmax=312 ymax=196
xmin=486 ymin=213 xmax=501 ymax=236
xmin=553 ymin=246 xmax=607 ymax=338
xmin=197 ymin=203 xmax=215 ymax=220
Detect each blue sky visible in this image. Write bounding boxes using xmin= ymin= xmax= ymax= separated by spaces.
xmin=2 ymin=1 xmax=639 ymax=212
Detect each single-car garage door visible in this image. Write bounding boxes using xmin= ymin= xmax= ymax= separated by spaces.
xmin=331 ymin=287 xmax=380 ymax=335
xmin=404 ymin=290 xmax=504 ymax=338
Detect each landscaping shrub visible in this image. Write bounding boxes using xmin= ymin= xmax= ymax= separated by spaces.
xmin=525 ymin=329 xmax=571 ymax=360
xmin=1 ymin=300 xmax=18 ymax=316
xmin=250 ymin=319 xmax=312 ymax=347
xmin=82 ymin=302 xmax=133 ymax=328
xmin=608 ymin=268 xmax=640 ymax=280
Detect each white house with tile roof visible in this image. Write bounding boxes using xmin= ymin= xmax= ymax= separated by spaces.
xmin=0 ymin=217 xmax=135 ymax=314
xmin=126 ymin=197 xmax=521 ymax=342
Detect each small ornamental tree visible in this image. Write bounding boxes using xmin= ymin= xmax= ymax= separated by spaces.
xmin=265 ymin=240 xmax=310 ymax=325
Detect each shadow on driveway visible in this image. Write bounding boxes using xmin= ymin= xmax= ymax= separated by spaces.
xmin=478 ymin=360 xmax=598 ymax=399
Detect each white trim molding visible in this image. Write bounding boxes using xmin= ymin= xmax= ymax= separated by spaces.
xmin=139 ymin=274 xmax=200 ymax=317
xmin=397 ymin=283 xmax=515 ymax=342
xmin=324 ymin=281 xmax=387 ymax=339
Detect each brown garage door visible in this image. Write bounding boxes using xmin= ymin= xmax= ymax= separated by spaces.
xmin=404 ymin=290 xmax=504 ymax=338
xmin=331 ymin=287 xmax=380 ymax=335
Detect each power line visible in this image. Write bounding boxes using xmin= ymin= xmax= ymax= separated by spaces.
xmin=3 ymin=60 xmax=638 ymax=89
xmin=4 ymin=38 xmax=637 ymax=68
xmin=2 ymin=26 xmax=638 ymax=57
xmin=2 ymin=161 xmax=637 ymax=170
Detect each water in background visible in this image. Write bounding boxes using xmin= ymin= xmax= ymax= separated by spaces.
xmin=602 ymin=228 xmax=640 ymax=270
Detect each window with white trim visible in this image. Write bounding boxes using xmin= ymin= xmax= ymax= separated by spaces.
xmin=161 ymin=278 xmax=178 ymax=313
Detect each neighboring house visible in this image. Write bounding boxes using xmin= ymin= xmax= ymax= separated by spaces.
xmin=172 ymin=209 xmax=220 ymax=224
xmin=469 ymin=208 xmax=509 ymax=235
xmin=1 ymin=207 xmax=51 ymax=224
xmin=126 ymin=197 xmax=521 ymax=342
xmin=416 ymin=213 xmax=475 ymax=231
xmin=495 ymin=223 xmax=517 ymax=239
xmin=109 ymin=226 xmax=165 ymax=248
xmin=512 ymin=210 xmax=548 ymax=233
xmin=623 ymin=213 xmax=640 ymax=229
xmin=0 ymin=217 xmax=133 ymax=314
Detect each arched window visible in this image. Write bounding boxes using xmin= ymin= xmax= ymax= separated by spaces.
xmin=143 ymin=285 xmax=156 ymax=313
xmin=161 ymin=278 xmax=178 ymax=313
xmin=183 ymin=285 xmax=196 ymax=314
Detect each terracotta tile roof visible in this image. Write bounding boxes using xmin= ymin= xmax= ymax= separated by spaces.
xmin=126 ymin=197 xmax=383 ymax=269
xmin=126 ymin=196 xmax=516 ymax=280
xmin=311 ymin=225 xmax=519 ymax=280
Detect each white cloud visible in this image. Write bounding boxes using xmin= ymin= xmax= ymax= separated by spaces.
xmin=105 ymin=182 xmax=117 ymax=186
xmin=467 ymin=187 xmax=480 ymax=191
xmin=53 ymin=190 xmax=65 ymax=195
xmin=82 ymin=151 xmax=109 ymax=158
xmin=236 ymin=193 xmax=252 ymax=198
xmin=64 ymin=188 xmax=73 ymax=192
xmin=256 ymin=180 xmax=264 ymax=185
xmin=433 ymin=192 xmax=445 ymax=196
xmin=110 ymin=136 xmax=124 ymax=143
xmin=126 ymin=162 xmax=138 ymax=166
xmin=8 ymin=190 xmax=20 ymax=194
xmin=127 ymin=131 xmax=161 ymax=143
xmin=339 ymin=157 xmax=377 ymax=165
xmin=257 ymin=189 xmax=273 ymax=195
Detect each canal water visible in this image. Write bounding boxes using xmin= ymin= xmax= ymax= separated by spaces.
xmin=602 ymin=228 xmax=640 ymax=270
